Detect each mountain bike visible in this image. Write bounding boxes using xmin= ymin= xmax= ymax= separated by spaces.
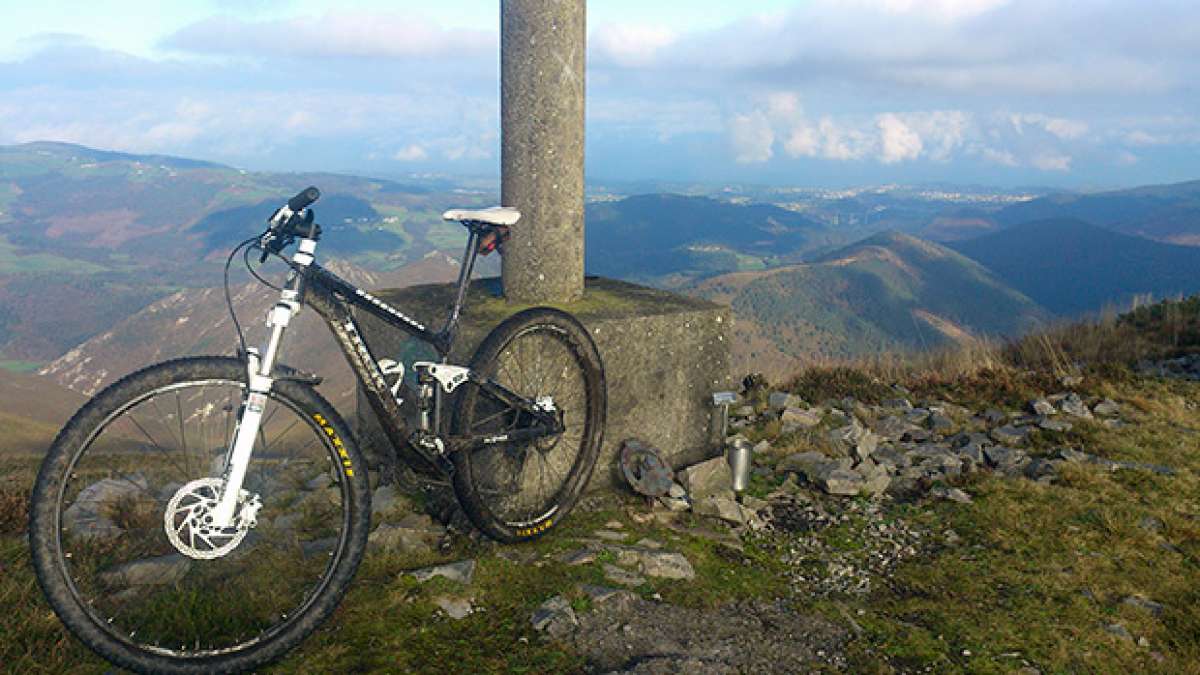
xmin=29 ymin=187 xmax=607 ymax=674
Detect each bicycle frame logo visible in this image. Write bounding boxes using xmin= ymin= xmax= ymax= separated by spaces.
xmin=354 ymin=288 xmax=427 ymax=332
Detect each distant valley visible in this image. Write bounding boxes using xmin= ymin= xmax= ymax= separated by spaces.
xmin=3 ymin=142 xmax=1200 ymax=454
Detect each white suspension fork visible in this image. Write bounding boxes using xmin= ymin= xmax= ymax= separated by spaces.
xmin=211 ymin=238 xmax=315 ymax=527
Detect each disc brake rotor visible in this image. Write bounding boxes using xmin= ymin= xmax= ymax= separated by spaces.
xmin=164 ymin=478 xmax=249 ymax=560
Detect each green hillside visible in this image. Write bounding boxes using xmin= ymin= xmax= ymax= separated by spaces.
xmin=584 ymin=194 xmax=830 ymax=282
xmin=0 ymin=141 xmax=489 ymax=361
xmin=692 ymin=231 xmax=1050 ymax=373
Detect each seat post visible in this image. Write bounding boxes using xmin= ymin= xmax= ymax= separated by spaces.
xmin=441 ymin=229 xmax=480 ymax=350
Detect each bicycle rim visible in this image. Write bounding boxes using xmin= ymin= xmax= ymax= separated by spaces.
xmin=52 ymin=377 xmax=351 ymax=658
xmin=460 ymin=323 xmax=593 ymax=527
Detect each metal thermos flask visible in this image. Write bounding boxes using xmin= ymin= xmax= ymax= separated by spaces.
xmin=727 ymin=438 xmax=753 ymax=492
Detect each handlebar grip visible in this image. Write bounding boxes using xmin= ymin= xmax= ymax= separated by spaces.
xmin=287 ymin=186 xmax=320 ymax=211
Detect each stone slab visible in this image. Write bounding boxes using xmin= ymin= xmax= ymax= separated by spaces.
xmin=353 ymin=276 xmax=733 ymax=490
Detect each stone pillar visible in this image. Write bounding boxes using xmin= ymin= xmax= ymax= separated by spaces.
xmin=500 ymin=0 xmax=586 ymax=304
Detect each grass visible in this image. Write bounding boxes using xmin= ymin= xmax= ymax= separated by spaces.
xmin=831 ymin=377 xmax=1200 ymax=672
xmin=1 ymin=296 xmax=1197 ymax=672
xmin=0 ymin=236 xmax=107 ymax=275
xmin=0 ymin=360 xmax=43 ymax=374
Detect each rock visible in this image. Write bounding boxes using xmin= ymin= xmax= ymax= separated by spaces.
xmin=1093 ymin=399 xmax=1121 ymax=417
xmin=769 ymin=392 xmax=802 ymax=411
xmin=306 ymin=472 xmax=336 ymax=490
xmin=828 ymin=422 xmax=878 ymax=462
xmin=904 ymin=409 xmax=931 ymax=426
xmin=1105 ymin=623 xmax=1134 ymax=643
xmin=1056 ymin=447 xmax=1092 ymax=463
xmin=635 ymin=538 xmax=664 ymax=549
xmin=411 ymin=560 xmax=475 ymax=585
xmin=1122 ymin=595 xmax=1164 ymax=617
xmin=1024 ymin=458 xmax=1060 ymax=482
xmin=871 ymin=446 xmax=911 ymax=470
xmin=981 ymin=409 xmax=1007 ymax=425
xmin=731 ymin=405 xmax=756 ymax=419
xmin=752 ymin=440 xmax=771 ymax=454
xmin=875 ymin=415 xmax=915 ymax=440
xmin=668 ymin=482 xmax=687 ymax=499
xmin=1038 ymin=418 xmax=1073 ymax=432
xmin=1138 ymin=516 xmax=1165 ymax=532
xmin=927 ymin=413 xmax=954 ymax=433
xmin=777 ymin=451 xmax=838 ymax=478
xmin=531 ymin=595 xmax=578 ymax=638
xmin=853 ymin=431 xmax=880 ymax=463
xmin=1030 ymin=399 xmax=1057 ymax=416
xmin=560 ymin=548 xmax=598 ymax=566
xmin=593 ymin=529 xmax=628 ymax=542
xmin=98 ymin=554 xmax=190 ymax=588
xmin=930 ymin=486 xmax=973 ymax=504
xmin=984 ymin=446 xmax=1027 ymax=471
xmin=780 ymin=407 xmax=822 ymax=429
xmin=602 ymin=563 xmax=646 ymax=587
xmin=641 ymin=551 xmax=696 ymax=580
xmin=679 ymin=456 xmax=733 ymax=499
xmin=882 ymin=398 xmax=913 ymax=411
xmin=369 ymin=513 xmax=444 ymax=555
xmin=902 ymin=428 xmax=932 ymax=443
xmin=371 ymin=484 xmax=411 ymax=517
xmin=818 ymin=468 xmax=866 ymax=496
xmin=950 ymin=432 xmax=989 ymax=448
xmin=990 ymin=425 xmax=1030 ymax=446
xmin=693 ymin=495 xmax=747 ymax=525
xmin=62 ymin=475 xmax=151 ymax=540
xmin=659 ymin=495 xmax=691 ymax=512
xmin=434 ymin=595 xmax=473 ymax=620
xmin=1061 ymin=374 xmax=1084 ymax=387
xmin=855 ymin=462 xmax=891 ymax=495
xmin=1060 ymin=393 xmax=1094 ymax=419
xmin=956 ymin=442 xmax=986 ymax=468
xmin=578 ymin=584 xmax=638 ymax=611
xmin=374 ymin=523 xmax=436 ymax=554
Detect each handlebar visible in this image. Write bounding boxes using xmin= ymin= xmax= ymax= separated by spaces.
xmin=288 ymin=186 xmax=321 ymax=212
xmin=260 ymin=187 xmax=323 ymax=262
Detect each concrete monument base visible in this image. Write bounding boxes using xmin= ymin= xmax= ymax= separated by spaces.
xmin=353 ymin=276 xmax=733 ymax=490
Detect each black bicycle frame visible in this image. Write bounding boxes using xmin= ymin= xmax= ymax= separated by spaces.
xmin=291 ymin=228 xmax=558 ymax=472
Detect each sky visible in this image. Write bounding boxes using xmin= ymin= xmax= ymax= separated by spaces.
xmin=1 ymin=0 xmax=1197 ymax=188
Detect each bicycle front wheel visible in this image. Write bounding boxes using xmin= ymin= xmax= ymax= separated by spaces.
xmin=451 ymin=307 xmax=606 ymax=543
xmin=29 ymin=357 xmax=370 ymax=674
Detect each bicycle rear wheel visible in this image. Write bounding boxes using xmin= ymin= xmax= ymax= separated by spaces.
xmin=451 ymin=307 xmax=606 ymax=543
xmin=29 ymin=357 xmax=370 ymax=674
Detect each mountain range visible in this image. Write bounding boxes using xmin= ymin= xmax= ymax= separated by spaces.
xmin=3 ymin=141 xmax=1200 ymax=419
xmin=690 ymin=231 xmax=1050 ymax=374
xmin=950 ymin=218 xmax=1200 ymax=315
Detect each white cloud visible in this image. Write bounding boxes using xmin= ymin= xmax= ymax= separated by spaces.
xmin=876 ymin=113 xmax=923 ymax=163
xmin=783 ymin=125 xmax=820 ymax=158
xmin=393 ymin=144 xmax=428 ymax=161
xmin=979 ymin=146 xmax=1019 ymax=167
xmin=856 ymin=0 xmax=1011 ymax=22
xmin=592 ymin=23 xmax=678 ymax=67
xmin=1010 ymin=113 xmax=1088 ymax=140
xmin=1124 ymin=130 xmax=1164 ymax=147
xmin=163 ymin=12 xmax=494 ymax=59
xmin=729 ymin=111 xmax=774 ymax=163
xmin=1032 ymin=152 xmax=1072 ymax=171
